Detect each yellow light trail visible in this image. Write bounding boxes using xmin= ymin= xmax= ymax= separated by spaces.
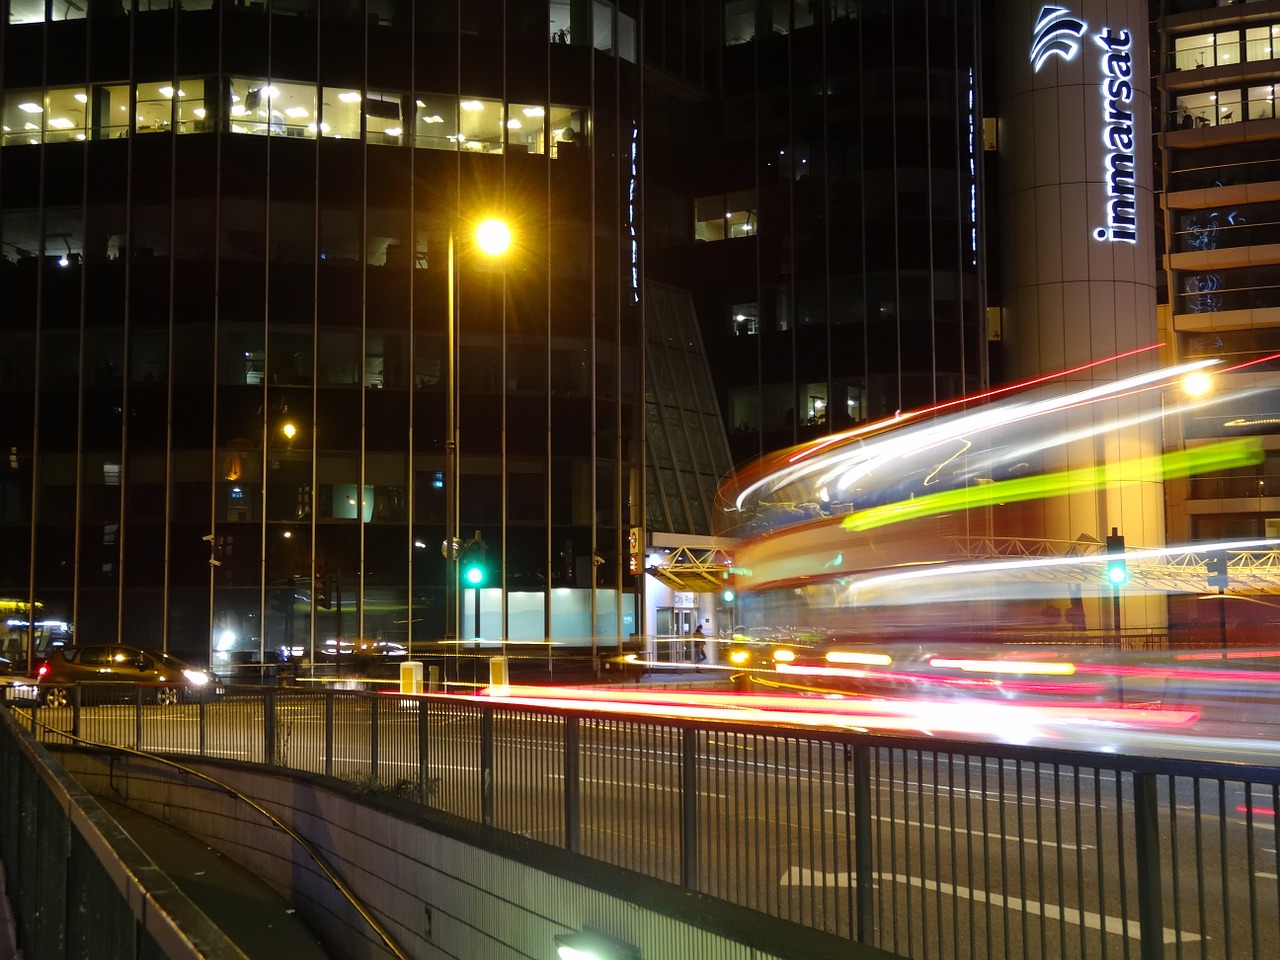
xmin=841 ymin=437 xmax=1263 ymax=533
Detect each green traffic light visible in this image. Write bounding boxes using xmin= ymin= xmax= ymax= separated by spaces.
xmin=463 ymin=563 xmax=484 ymax=586
xmin=722 ymin=589 xmax=735 ymax=603
xmin=1106 ymin=561 xmax=1127 ymax=585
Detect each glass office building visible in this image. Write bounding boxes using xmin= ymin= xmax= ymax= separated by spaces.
xmin=0 ymin=0 xmax=646 ymax=667
xmin=644 ymin=1 xmax=988 ymax=468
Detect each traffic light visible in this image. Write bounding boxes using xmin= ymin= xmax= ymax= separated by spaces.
xmin=1205 ymin=551 xmax=1228 ymax=589
xmin=722 ymin=588 xmax=736 ymax=604
xmin=461 ymin=535 xmax=487 ymax=587
xmin=1104 ymin=529 xmax=1127 ymax=586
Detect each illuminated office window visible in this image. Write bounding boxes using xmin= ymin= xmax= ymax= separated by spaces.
xmin=229 ymin=79 xmax=316 ymax=137
xmin=507 ymin=103 xmax=546 ymax=155
xmin=320 ymin=87 xmax=362 ymax=139
xmin=458 ymin=97 xmax=503 ymax=154
xmin=91 ymin=84 xmax=131 ymax=140
xmin=136 ymin=82 xmax=177 ymax=134
xmin=365 ymin=91 xmax=404 ymax=146
xmin=549 ymin=105 xmax=586 ymax=158
xmin=176 ymin=78 xmax=210 ymax=133
xmin=413 ymin=94 xmax=457 ymax=150
xmin=695 ymin=191 xmax=757 ymax=242
xmin=43 ymin=88 xmax=88 ymax=143
xmin=2 ymin=89 xmax=46 ymax=146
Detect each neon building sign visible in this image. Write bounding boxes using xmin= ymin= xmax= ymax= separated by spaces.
xmin=1030 ymin=5 xmax=1138 ymax=245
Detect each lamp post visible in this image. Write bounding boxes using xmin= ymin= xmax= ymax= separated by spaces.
xmin=444 ymin=218 xmax=511 ymax=646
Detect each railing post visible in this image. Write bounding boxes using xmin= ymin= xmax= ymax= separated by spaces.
xmin=134 ymin=686 xmax=143 ymax=749
xmin=369 ymin=694 xmax=379 ymax=781
xmin=852 ymin=742 xmax=875 ymax=943
xmin=263 ymin=688 xmax=276 ymax=764
xmin=564 ymin=715 xmax=580 ymax=853
xmin=324 ymin=691 xmax=334 ymax=778
xmin=198 ymin=698 xmax=207 ymax=757
xmin=681 ymin=727 xmax=698 ymax=889
xmin=417 ymin=699 xmax=430 ymax=805
xmin=1133 ymin=771 xmax=1165 ymax=960
xmin=480 ymin=706 xmax=495 ymax=826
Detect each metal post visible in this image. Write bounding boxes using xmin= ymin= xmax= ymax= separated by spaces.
xmin=445 ymin=228 xmax=458 ymax=646
xmin=480 ymin=706 xmax=495 ymax=825
xmin=852 ymin=742 xmax=875 ymax=943
xmin=564 ymin=715 xmax=580 ymax=853
xmin=680 ymin=727 xmax=698 ymax=889
xmin=1133 ymin=771 xmax=1164 ymax=960
xmin=1218 ymin=584 xmax=1227 ymax=646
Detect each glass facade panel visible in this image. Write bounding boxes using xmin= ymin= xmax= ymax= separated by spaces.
xmin=176 ymin=79 xmax=209 ymax=133
xmin=365 ymin=90 xmax=405 ymax=146
xmin=507 ymin=103 xmax=546 ymax=154
xmin=413 ymin=94 xmax=457 ymax=150
xmin=92 ymin=84 xmax=132 ymax=139
xmin=2 ymin=90 xmax=46 ymax=146
xmin=459 ymin=98 xmax=503 ymax=153
xmin=44 ymin=87 xmax=88 ymax=143
xmin=321 ymin=86 xmax=363 ymax=139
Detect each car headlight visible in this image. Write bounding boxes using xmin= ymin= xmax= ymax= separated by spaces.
xmin=772 ymin=649 xmax=796 ymax=663
xmin=728 ymin=649 xmax=751 ymax=666
xmin=183 ymin=669 xmax=211 ymax=686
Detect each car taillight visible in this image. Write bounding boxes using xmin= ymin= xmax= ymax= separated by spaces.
xmin=36 ymin=663 xmax=49 ymax=678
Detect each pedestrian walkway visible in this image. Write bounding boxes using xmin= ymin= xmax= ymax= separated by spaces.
xmin=95 ymin=798 xmax=332 ymax=960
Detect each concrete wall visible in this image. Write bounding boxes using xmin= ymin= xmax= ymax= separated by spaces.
xmin=57 ymin=747 xmax=891 ymax=960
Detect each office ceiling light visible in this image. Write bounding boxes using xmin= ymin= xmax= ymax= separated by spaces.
xmin=523 ymin=106 xmax=545 ymax=117
xmin=159 ymin=86 xmax=174 ymax=97
xmin=18 ymin=102 xmax=42 ymax=113
xmin=338 ymin=91 xmax=362 ymax=103
xmin=461 ymin=100 xmax=484 ymax=111
xmin=48 ymin=117 xmax=74 ymax=129
xmin=74 ymin=92 xmax=88 ymax=103
xmin=507 ymin=119 xmax=522 ymax=129
xmin=421 ymin=114 xmax=443 ymax=123
xmin=285 ymin=106 xmax=309 ymax=118
xmin=384 ymin=126 xmax=403 ymax=136
xmin=553 ymin=929 xmax=641 ymax=960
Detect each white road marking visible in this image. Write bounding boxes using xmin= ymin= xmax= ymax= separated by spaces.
xmin=779 ymin=867 xmax=1201 ymax=944
xmin=855 ymin=813 xmax=1094 ymax=850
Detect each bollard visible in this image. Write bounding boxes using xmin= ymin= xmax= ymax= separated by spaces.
xmin=399 ymin=661 xmax=423 ymax=695
xmin=488 ymin=656 xmax=509 ymax=696
xmin=427 ymin=664 xmax=440 ymax=692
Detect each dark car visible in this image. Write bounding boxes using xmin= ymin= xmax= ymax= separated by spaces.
xmin=34 ymin=644 xmax=223 ymax=708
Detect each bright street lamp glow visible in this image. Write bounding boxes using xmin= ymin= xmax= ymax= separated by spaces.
xmin=475 ymin=219 xmax=511 ymax=256
xmin=281 ymin=422 xmax=297 ymax=440
xmin=1182 ymin=371 xmax=1211 ymax=396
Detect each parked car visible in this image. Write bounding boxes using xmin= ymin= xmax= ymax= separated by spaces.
xmin=34 ymin=644 xmax=223 ymax=708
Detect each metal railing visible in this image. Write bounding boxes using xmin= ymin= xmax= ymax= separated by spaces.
xmin=9 ymin=682 xmax=1280 ymax=960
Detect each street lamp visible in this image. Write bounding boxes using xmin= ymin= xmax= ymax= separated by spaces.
xmin=445 ymin=216 xmax=511 ymax=644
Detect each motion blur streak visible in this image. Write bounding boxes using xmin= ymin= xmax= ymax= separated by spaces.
xmin=840 ymin=438 xmax=1260 ymax=533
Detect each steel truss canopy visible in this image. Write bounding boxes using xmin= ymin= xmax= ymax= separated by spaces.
xmin=947 ymin=536 xmax=1280 ymax=596
xmin=646 ymin=534 xmax=735 ymax=593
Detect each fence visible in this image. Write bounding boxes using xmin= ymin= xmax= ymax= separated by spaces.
xmin=8 ymin=682 xmax=1280 ymax=960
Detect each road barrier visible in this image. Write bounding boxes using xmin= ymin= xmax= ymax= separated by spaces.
xmin=8 ymin=683 xmax=1280 ymax=960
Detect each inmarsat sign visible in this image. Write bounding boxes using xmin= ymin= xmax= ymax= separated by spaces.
xmin=1030 ymin=5 xmax=1137 ymax=245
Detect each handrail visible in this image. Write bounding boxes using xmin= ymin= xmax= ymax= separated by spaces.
xmin=16 ymin=707 xmax=412 ymax=960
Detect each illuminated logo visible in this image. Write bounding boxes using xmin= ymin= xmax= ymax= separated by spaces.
xmin=1030 ymin=5 xmax=1087 ymax=72
xmin=1094 ymin=26 xmax=1136 ymax=243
